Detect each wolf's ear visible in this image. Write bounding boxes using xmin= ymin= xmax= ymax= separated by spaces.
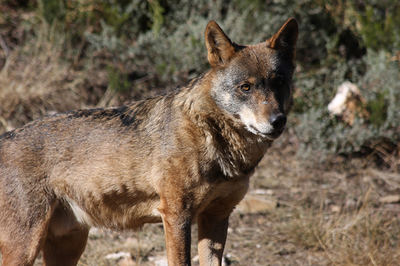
xmin=205 ymin=21 xmax=236 ymax=67
xmin=268 ymin=18 xmax=298 ymax=57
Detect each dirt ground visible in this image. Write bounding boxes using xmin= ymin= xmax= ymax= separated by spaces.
xmin=25 ymin=133 xmax=399 ymax=266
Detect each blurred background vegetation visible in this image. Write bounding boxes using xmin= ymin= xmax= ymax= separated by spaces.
xmin=0 ymin=0 xmax=399 ymax=170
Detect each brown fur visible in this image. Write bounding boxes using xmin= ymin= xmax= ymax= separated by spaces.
xmin=0 ymin=18 xmax=298 ymax=266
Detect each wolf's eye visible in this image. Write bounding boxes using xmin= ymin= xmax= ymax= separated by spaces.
xmin=240 ymin=84 xmax=251 ymax=92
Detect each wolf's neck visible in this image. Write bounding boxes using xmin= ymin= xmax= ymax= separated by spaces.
xmin=176 ymin=77 xmax=272 ymax=179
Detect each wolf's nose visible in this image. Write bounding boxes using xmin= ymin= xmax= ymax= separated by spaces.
xmin=269 ymin=113 xmax=286 ymax=130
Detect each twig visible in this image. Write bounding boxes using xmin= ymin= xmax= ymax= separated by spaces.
xmin=0 ymin=34 xmax=9 ymax=58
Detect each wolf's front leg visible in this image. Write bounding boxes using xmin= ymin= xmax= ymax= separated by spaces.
xmin=159 ymin=196 xmax=192 ymax=266
xmin=196 ymin=183 xmax=249 ymax=266
xmin=197 ymin=212 xmax=230 ymax=266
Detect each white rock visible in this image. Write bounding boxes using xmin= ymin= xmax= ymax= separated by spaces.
xmin=105 ymin=251 xmax=131 ymax=260
xmin=328 ymin=81 xmax=360 ymax=116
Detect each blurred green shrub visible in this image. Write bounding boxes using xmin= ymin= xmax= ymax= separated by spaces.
xmin=108 ymin=65 xmax=131 ymax=93
xmin=354 ymin=1 xmax=400 ymax=53
xmin=295 ymin=50 xmax=400 ymax=163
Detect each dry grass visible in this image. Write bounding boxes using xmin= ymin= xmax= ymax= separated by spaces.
xmin=282 ymin=203 xmax=400 ymax=265
xmin=0 ymin=23 xmax=90 ymax=133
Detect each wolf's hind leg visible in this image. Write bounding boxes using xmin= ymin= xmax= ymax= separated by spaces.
xmin=42 ymin=228 xmax=88 ymax=266
xmin=42 ymin=205 xmax=89 ymax=266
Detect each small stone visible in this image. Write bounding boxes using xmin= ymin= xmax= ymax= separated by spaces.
xmin=148 ymin=256 xmax=168 ymax=266
xmin=237 ymin=195 xmax=277 ymax=214
xmin=105 ymin=251 xmax=131 ymax=260
xmin=88 ymin=227 xmax=104 ymax=238
xmin=192 ymin=255 xmax=199 ymax=262
xmin=380 ymin=195 xmax=400 ymax=204
xmin=330 ymin=205 xmax=341 ymax=212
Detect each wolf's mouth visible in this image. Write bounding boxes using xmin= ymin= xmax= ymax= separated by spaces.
xmin=265 ymin=128 xmax=285 ymax=139
xmin=249 ymin=125 xmax=285 ymax=140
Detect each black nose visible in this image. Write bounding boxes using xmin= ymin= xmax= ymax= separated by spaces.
xmin=269 ymin=113 xmax=286 ymax=130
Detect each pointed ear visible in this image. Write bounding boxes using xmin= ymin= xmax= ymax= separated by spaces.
xmin=205 ymin=21 xmax=236 ymax=67
xmin=268 ymin=18 xmax=298 ymax=57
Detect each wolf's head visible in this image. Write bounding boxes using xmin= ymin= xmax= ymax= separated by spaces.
xmin=205 ymin=18 xmax=298 ymax=140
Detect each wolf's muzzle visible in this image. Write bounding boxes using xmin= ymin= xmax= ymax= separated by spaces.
xmin=269 ymin=113 xmax=286 ymax=131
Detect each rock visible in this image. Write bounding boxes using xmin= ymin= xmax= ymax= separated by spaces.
xmin=327 ymin=81 xmax=369 ymax=125
xmin=330 ymin=205 xmax=341 ymax=212
xmin=252 ymin=189 xmax=273 ymax=195
xmin=192 ymin=255 xmax=199 ymax=262
xmin=88 ymin=227 xmax=104 ymax=238
xmin=380 ymin=195 xmax=400 ymax=204
xmin=105 ymin=251 xmax=131 ymax=261
xmin=148 ymin=256 xmax=168 ymax=266
xmin=237 ymin=195 xmax=277 ymax=214
xmin=224 ymin=253 xmax=238 ymax=265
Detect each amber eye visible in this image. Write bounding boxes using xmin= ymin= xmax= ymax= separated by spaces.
xmin=240 ymin=84 xmax=251 ymax=92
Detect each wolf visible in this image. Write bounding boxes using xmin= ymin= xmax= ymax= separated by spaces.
xmin=0 ymin=18 xmax=298 ymax=265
